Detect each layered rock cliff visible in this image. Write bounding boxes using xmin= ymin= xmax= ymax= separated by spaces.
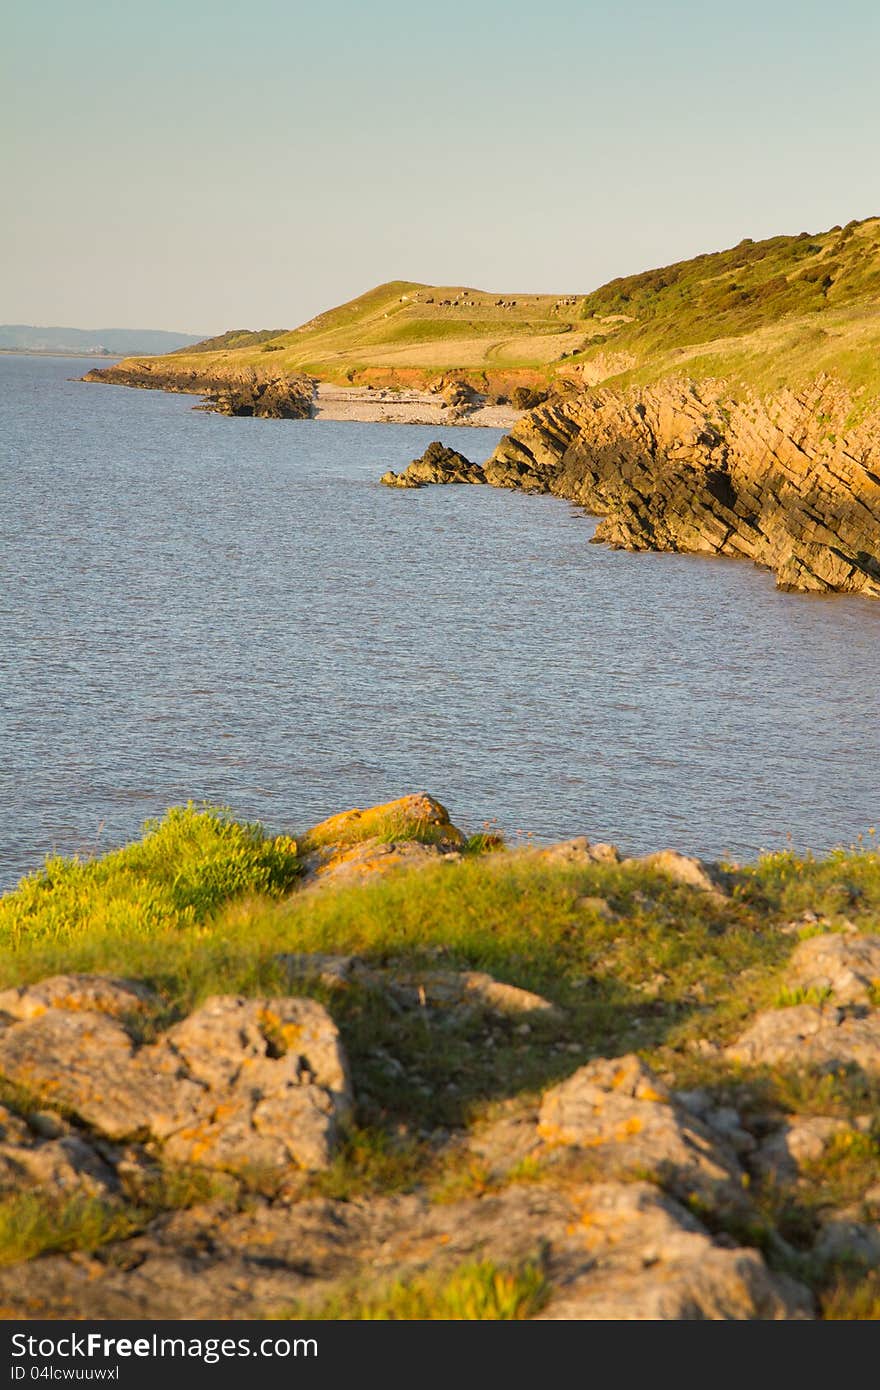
xmin=385 ymin=377 xmax=880 ymax=597
xmin=83 ymin=358 xmax=314 ymax=418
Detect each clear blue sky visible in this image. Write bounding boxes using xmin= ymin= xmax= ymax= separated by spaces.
xmin=3 ymin=0 xmax=878 ymax=333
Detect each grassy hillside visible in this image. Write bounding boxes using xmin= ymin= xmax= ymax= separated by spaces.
xmin=108 ymin=216 xmax=880 ymax=403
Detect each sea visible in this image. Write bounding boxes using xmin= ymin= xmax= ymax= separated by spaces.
xmin=1 ymin=352 xmax=878 ymax=889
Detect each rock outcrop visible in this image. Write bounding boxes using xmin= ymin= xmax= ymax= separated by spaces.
xmin=83 ymin=359 xmax=314 ymax=419
xmin=384 ymin=376 xmax=880 ymax=597
xmin=0 ymin=1177 xmax=808 ymax=1321
xmin=381 ymin=440 xmax=486 ymax=488
xmin=728 ymin=932 xmax=880 ymax=1071
xmin=0 ymin=979 xmax=351 ymax=1172
xmin=299 ymin=791 xmax=466 ymax=884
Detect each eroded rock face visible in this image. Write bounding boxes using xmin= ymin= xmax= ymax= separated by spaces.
xmin=0 ymin=982 xmax=351 ymax=1172
xmin=0 ymin=1178 xmax=810 ymax=1321
xmin=404 ymin=377 xmax=880 ymax=597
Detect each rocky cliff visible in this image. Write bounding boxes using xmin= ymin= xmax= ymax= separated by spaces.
xmin=83 ymin=358 xmax=315 ymax=418
xmin=384 ymin=377 xmax=880 ymax=597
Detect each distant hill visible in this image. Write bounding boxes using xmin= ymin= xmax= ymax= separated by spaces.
xmin=108 ymin=215 xmax=880 ymax=404
xmin=0 ymin=325 xmax=205 ymax=356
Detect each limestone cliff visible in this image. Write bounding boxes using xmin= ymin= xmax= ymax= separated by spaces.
xmin=390 ymin=377 xmax=880 ymax=597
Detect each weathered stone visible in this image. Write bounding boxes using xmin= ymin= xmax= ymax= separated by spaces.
xmin=277 ymin=954 xmax=559 ymax=1020
xmin=0 ymin=975 xmax=158 ymax=1021
xmin=0 ymin=982 xmax=351 ymax=1173
xmin=814 ymin=1214 xmax=880 ymax=1265
xmin=0 ymin=1104 xmax=115 ymax=1194
xmin=0 ymin=1009 xmax=190 ymax=1140
xmin=727 ymin=1004 xmax=880 ymax=1073
xmin=535 ymin=1182 xmax=811 ymax=1320
xmin=785 ymin=933 xmax=880 ymax=1005
xmin=753 ymin=1116 xmax=853 ymax=1181
xmin=632 ymin=849 xmax=726 ymax=895
xmin=0 ymin=1178 xmax=810 ymax=1321
xmin=303 ymin=837 xmax=450 ymax=886
xmin=537 ymin=1054 xmax=744 ymax=1200
xmin=531 ymin=837 xmax=621 ymax=867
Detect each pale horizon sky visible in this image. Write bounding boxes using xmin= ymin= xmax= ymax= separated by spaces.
xmin=3 ymin=0 xmax=879 ymax=335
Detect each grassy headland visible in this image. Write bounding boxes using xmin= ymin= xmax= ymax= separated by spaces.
xmin=92 ymin=216 xmax=880 ymax=404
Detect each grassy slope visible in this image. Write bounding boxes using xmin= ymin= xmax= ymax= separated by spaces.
xmin=121 ymin=216 xmax=880 ymax=403
xmin=2 ymin=806 xmax=880 ymax=1315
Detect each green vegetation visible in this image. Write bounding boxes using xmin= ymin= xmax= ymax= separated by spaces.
xmin=297 ymin=1258 xmax=549 ymax=1320
xmin=124 ymin=216 xmax=880 ymax=406
xmin=0 ymin=1165 xmax=237 ymax=1266
xmin=0 ymin=804 xmax=301 ymax=955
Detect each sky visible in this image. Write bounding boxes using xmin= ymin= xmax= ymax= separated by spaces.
xmin=2 ymin=0 xmax=879 ymax=334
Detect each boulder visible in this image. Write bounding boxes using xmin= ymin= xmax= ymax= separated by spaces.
xmin=753 ymin=1116 xmax=854 ymax=1181
xmin=785 ymin=933 xmax=880 ymax=1006
xmin=536 ymin=1054 xmax=744 ymax=1202
xmin=631 ymin=849 xmax=726 ymax=895
xmin=727 ymin=1004 xmax=880 ymax=1073
xmin=0 ymin=980 xmax=351 ymax=1173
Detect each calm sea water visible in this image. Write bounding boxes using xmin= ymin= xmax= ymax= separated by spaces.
xmin=1 ymin=353 xmax=878 ymax=888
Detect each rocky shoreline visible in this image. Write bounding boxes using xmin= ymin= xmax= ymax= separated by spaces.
xmin=1 ymin=793 xmax=880 ymax=1319
xmin=382 ymin=377 xmax=880 ymax=598
xmin=86 ymin=352 xmax=880 ymax=596
xmin=83 ymin=361 xmax=523 ymax=428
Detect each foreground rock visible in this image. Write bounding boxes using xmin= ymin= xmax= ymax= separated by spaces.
xmin=473 ymin=1054 xmax=745 ymax=1206
xmin=784 ymin=932 xmax=880 ymax=1006
xmin=0 ymin=979 xmax=351 ymax=1172
xmin=0 ymin=1177 xmax=809 ymax=1320
xmin=300 ymin=791 xmax=465 ymax=885
xmin=380 ymin=441 xmax=486 ymax=488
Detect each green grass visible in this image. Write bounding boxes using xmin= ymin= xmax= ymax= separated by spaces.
xmin=297 ymin=1258 xmax=549 ymax=1320
xmin=0 ymin=1165 xmax=238 ymax=1267
xmin=108 ymin=216 xmax=880 ymax=407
